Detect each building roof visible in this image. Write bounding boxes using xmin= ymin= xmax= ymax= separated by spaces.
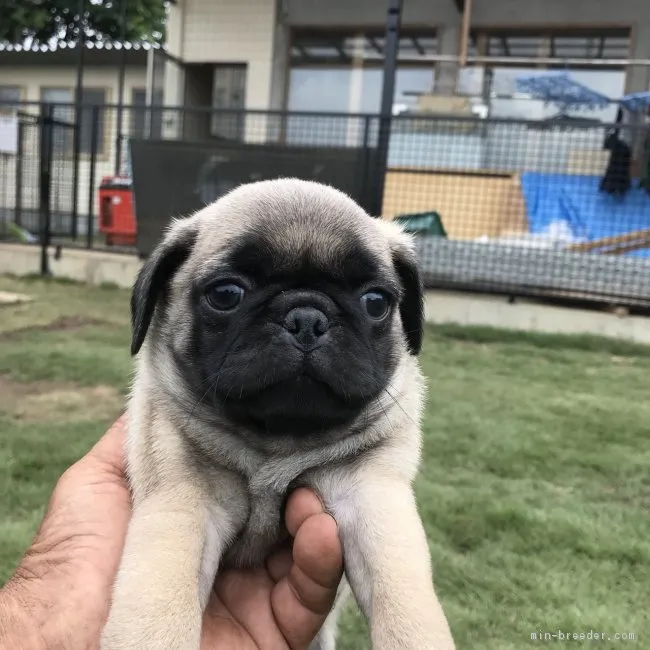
xmin=0 ymin=41 xmax=164 ymax=67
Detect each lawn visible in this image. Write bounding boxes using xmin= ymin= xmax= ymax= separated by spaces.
xmin=1 ymin=274 xmax=649 ymax=649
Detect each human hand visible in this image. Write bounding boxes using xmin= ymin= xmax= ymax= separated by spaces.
xmin=202 ymin=488 xmax=343 ymax=649
xmin=0 ymin=416 xmax=344 ymax=650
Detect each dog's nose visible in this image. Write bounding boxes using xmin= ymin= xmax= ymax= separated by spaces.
xmin=283 ymin=307 xmax=329 ymax=347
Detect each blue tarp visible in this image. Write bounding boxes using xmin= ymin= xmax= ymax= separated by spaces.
xmin=620 ymin=91 xmax=650 ymax=113
xmin=516 ymin=72 xmax=612 ymax=112
xmin=520 ymin=172 xmax=650 ymax=258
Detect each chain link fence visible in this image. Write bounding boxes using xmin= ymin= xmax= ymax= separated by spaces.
xmin=1 ymin=101 xmax=650 ymax=306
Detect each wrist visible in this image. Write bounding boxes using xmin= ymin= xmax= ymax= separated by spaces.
xmin=0 ymin=576 xmax=48 ymax=650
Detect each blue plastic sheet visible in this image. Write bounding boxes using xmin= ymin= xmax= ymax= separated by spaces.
xmin=516 ymin=72 xmax=612 ymax=112
xmin=619 ymin=91 xmax=650 ymax=113
xmin=519 ymin=172 xmax=650 ymax=258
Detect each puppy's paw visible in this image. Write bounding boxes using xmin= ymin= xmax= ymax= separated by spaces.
xmin=100 ymin=607 xmax=202 ymax=650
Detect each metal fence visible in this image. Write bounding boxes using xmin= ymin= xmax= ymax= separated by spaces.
xmin=1 ymin=101 xmax=650 ymax=307
xmin=387 ymin=114 xmax=650 ymax=306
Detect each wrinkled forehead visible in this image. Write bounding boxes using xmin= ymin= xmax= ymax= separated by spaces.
xmin=189 ymin=193 xmax=396 ymax=288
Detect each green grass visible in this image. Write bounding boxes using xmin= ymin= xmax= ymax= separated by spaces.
xmin=1 ymin=275 xmax=649 ymax=649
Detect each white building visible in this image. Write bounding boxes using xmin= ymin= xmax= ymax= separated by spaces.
xmin=161 ymin=0 xmax=650 ymax=117
xmin=0 ymin=43 xmax=162 ymax=230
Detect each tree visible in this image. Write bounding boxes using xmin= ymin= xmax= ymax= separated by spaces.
xmin=0 ymin=0 xmax=167 ymax=46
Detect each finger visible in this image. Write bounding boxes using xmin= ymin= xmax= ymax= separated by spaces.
xmin=266 ymin=545 xmax=293 ymax=582
xmin=284 ymin=488 xmax=326 ymax=537
xmin=214 ymin=569 xmax=289 ymax=648
xmin=271 ymin=512 xmax=343 ymax=649
xmin=201 ymin=591 xmax=248 ymax=649
xmin=266 ymin=486 xmax=332 ymax=582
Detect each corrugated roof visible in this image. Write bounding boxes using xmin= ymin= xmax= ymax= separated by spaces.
xmin=0 ymin=40 xmax=164 ymax=53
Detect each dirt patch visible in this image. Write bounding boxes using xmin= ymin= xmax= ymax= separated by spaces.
xmin=0 ymin=377 xmax=124 ymax=423
xmin=0 ymin=315 xmax=111 ymax=340
xmin=0 ymin=291 xmax=33 ymax=305
xmin=610 ymin=355 xmax=634 ymax=365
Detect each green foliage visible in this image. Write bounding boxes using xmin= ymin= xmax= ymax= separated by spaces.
xmin=0 ymin=0 xmax=166 ymax=46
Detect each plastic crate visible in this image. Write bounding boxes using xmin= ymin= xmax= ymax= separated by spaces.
xmin=393 ymin=211 xmax=447 ymax=237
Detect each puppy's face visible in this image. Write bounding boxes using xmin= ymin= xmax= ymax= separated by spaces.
xmin=131 ymin=179 xmax=423 ymax=438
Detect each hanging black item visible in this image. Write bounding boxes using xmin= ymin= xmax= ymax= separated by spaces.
xmin=600 ymin=107 xmax=632 ymax=197
xmin=640 ymin=124 xmax=650 ymax=196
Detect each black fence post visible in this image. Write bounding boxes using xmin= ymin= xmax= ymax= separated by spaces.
xmin=360 ymin=115 xmax=373 ymax=213
xmin=86 ymin=105 xmax=100 ymax=249
xmin=71 ymin=0 xmax=86 ymax=241
xmin=39 ymin=104 xmax=54 ymax=276
xmin=371 ymin=0 xmax=402 ymax=218
xmin=114 ymin=0 xmax=128 ymax=174
xmin=15 ymin=116 xmax=23 ymax=227
xmin=71 ymin=106 xmax=82 ymax=242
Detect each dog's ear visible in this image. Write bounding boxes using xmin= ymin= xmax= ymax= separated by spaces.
xmin=131 ymin=220 xmax=198 ymax=356
xmin=377 ymin=220 xmax=424 ymax=355
xmin=392 ymin=243 xmax=424 ymax=355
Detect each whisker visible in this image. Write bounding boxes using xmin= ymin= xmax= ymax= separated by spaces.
xmin=383 ymin=384 xmax=415 ymax=424
xmin=374 ymin=394 xmax=392 ymax=430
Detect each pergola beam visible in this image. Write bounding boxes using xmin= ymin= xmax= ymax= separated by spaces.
xmin=458 ymin=0 xmax=472 ymax=66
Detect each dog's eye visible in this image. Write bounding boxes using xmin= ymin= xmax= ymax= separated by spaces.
xmin=205 ymin=283 xmax=245 ymax=311
xmin=361 ymin=291 xmax=390 ymax=320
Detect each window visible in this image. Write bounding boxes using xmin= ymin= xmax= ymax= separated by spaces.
xmin=212 ymin=65 xmax=246 ymax=139
xmin=0 ymin=86 xmax=21 ymax=106
xmin=40 ymin=87 xmax=74 ymax=156
xmin=464 ymin=28 xmax=630 ymax=121
xmin=130 ymin=88 xmax=164 ymax=139
xmin=287 ymin=30 xmax=436 ymax=115
xmin=466 ymin=27 xmax=631 ymax=68
xmin=478 ymin=30 xmax=631 ymax=62
xmin=80 ymin=88 xmax=107 ymax=155
xmin=40 ymin=87 xmax=107 ymax=155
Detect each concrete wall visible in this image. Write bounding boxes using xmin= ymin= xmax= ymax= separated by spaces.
xmin=283 ymin=0 xmax=457 ymax=27
xmin=470 ymin=0 xmax=650 ymax=25
xmin=163 ymin=0 xmax=187 ymax=109
xmin=285 ymin=0 xmax=650 ymax=30
xmin=0 ymin=64 xmax=147 ymax=105
xmin=0 ymin=243 xmax=142 ymax=288
xmin=3 ymin=242 xmax=650 ymax=345
xmin=170 ymin=0 xmax=277 ymax=111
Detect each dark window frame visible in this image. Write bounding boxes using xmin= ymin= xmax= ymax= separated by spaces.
xmin=468 ymin=26 xmax=632 ymax=70
xmin=289 ymin=27 xmax=439 ymax=69
xmin=39 ymin=86 xmax=109 ymax=157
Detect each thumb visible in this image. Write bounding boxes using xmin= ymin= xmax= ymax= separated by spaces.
xmin=271 ymin=490 xmax=343 ymax=649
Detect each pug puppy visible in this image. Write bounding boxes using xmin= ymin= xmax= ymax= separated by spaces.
xmin=100 ymin=178 xmax=455 ymax=650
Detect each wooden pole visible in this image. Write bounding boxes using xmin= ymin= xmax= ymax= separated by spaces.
xmin=459 ymin=0 xmax=472 ymax=68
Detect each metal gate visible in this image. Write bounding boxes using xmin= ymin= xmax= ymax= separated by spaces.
xmin=6 ymin=107 xmax=76 ymax=274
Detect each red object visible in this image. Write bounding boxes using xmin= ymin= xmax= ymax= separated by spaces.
xmin=98 ymin=176 xmax=137 ymax=246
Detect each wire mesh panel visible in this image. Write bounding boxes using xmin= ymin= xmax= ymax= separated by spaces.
xmin=49 ymin=113 xmax=76 ymax=237
xmin=3 ymin=99 xmax=650 ymax=307
xmin=0 ymin=110 xmax=39 ymax=242
xmin=384 ymin=113 xmax=650 ymax=306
